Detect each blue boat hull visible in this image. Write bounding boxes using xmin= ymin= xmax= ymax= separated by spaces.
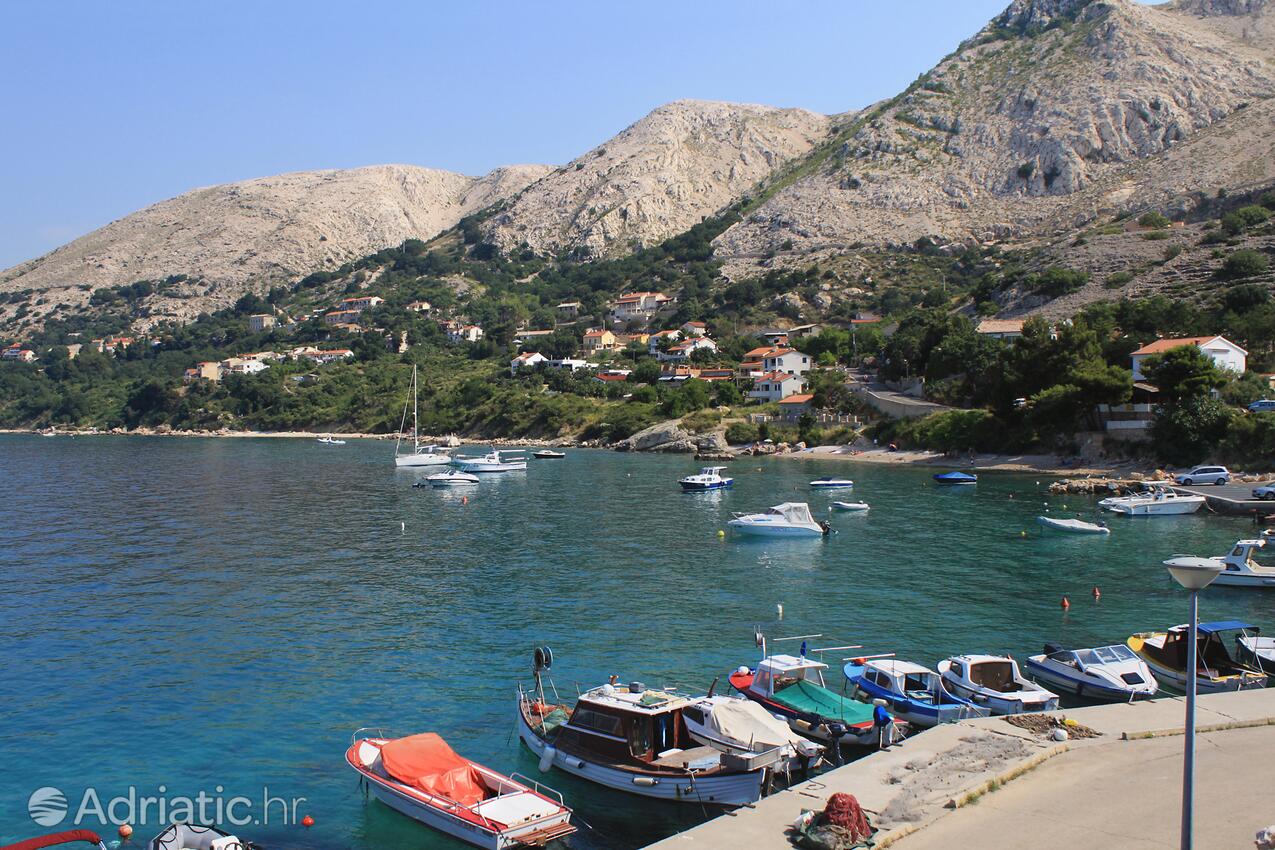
xmin=844 ymin=666 xmax=985 ymax=727
xmin=680 ymin=480 xmax=733 ymax=491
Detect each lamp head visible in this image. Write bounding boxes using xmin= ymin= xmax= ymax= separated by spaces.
xmin=1164 ymin=557 xmax=1223 ymax=591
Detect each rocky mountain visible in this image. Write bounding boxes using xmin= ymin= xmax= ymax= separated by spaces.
xmin=0 ymin=163 xmax=551 ymax=323
xmin=479 ymin=100 xmax=832 ymax=258
xmin=715 ymin=0 xmax=1275 ymax=271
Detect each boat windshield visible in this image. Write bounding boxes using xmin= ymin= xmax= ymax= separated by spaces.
xmin=1075 ymin=645 xmax=1135 ymax=665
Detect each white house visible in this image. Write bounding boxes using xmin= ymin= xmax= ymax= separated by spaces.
xmin=220 ymin=357 xmax=268 ymax=375
xmin=658 ymin=337 xmax=717 ymax=363
xmin=448 ymin=325 xmax=485 ymax=344
xmin=749 ymin=371 xmax=807 ymax=402
xmin=548 ymin=358 xmax=590 ymax=372
xmin=1130 ymin=335 xmax=1247 ymax=381
xmin=405 ymin=300 xmax=432 ymax=313
xmin=975 ymin=319 xmax=1025 ymax=340
xmin=762 ymin=348 xmax=811 ymax=376
xmin=510 ymin=351 xmax=548 ymax=375
xmin=679 ymin=321 xmax=707 ymax=338
xmin=2 ymin=347 xmax=36 ymax=363
xmin=610 ymin=291 xmax=672 ymax=323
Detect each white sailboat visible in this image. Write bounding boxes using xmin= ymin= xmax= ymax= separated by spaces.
xmin=395 ymin=365 xmax=453 ymax=468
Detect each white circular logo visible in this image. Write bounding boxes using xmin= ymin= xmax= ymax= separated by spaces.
xmin=28 ymin=786 xmax=68 ymax=827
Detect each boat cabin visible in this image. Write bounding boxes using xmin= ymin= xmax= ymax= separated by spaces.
xmin=1225 ymin=540 xmax=1275 ymax=573
xmin=1146 ymin=621 xmax=1258 ymax=674
xmin=762 ymin=504 xmax=817 ymax=526
xmin=947 ymin=655 xmax=1025 ymax=693
xmin=861 ymin=659 xmax=938 ymax=698
xmin=1041 ymin=644 xmax=1142 ymax=677
xmin=750 ymin=654 xmax=829 ymax=698
xmin=556 ymin=685 xmax=710 ymax=769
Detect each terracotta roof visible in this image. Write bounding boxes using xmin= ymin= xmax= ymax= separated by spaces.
xmin=1130 ymin=336 xmax=1245 ymax=356
xmin=778 ymin=394 xmax=814 ymax=404
xmin=595 ymin=373 xmax=628 ymax=381
xmin=684 ymin=321 xmax=706 ymax=327
xmin=744 ymin=346 xmax=777 ymax=358
xmin=764 ymin=348 xmax=798 ymax=358
xmin=758 ymin=371 xmax=802 ymax=383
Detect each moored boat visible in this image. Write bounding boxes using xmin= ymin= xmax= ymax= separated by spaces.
xmin=728 ymin=503 xmax=828 ymax=537
xmin=679 ymin=466 xmax=733 ymax=491
xmin=1036 ymin=515 xmax=1110 ymax=535
xmin=1023 ymin=643 xmax=1157 ymax=702
xmin=317 ymin=435 xmax=346 ymax=445
xmin=516 ymin=650 xmax=773 ymax=806
xmin=427 ymin=469 xmax=480 ymax=487
xmin=681 ymin=694 xmax=824 ymax=774
xmin=1098 ymin=485 xmax=1204 ymax=516
xmin=830 ymin=501 xmax=869 ymax=512
xmin=729 ymin=652 xmax=881 ymax=748
xmin=1128 ymin=621 xmax=1268 ymax=693
xmin=1164 ymin=538 xmax=1275 ymax=588
xmin=933 ymin=471 xmax=977 ymax=485
xmin=937 ymin=654 xmax=1059 ymax=715
xmin=148 ymin=824 xmax=261 ymax=850
xmin=347 ymin=730 xmax=575 ymax=849
xmin=844 ymin=658 xmax=989 ymax=727
xmin=532 ymin=450 xmax=565 ymax=459
xmin=395 ymin=365 xmax=453 ymax=468
xmin=453 ymin=451 xmax=527 ymax=473
xmin=809 ymin=477 xmax=854 ymax=489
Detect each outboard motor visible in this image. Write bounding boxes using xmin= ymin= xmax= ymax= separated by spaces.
xmin=825 ymin=722 xmax=848 ymax=765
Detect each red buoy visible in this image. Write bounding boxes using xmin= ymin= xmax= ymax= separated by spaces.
xmin=461 ymin=496 xmax=468 ymax=505
xmin=1092 ymin=586 xmax=1101 ymax=600
xmin=1061 ymin=595 xmax=1071 ymax=610
xmin=118 ymin=825 xmax=134 ymax=839
xmin=302 ymin=815 xmax=315 ymax=828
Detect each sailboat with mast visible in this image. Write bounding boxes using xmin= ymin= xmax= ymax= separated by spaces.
xmin=395 ymin=365 xmax=453 ymax=468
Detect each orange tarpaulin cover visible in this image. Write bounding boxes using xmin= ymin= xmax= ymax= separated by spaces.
xmin=380 ymin=733 xmax=489 ymax=807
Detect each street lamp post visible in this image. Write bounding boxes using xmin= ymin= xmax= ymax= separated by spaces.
xmin=1165 ymin=557 xmax=1223 ymax=850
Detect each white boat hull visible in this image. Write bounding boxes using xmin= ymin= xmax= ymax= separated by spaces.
xmin=1098 ymin=496 xmax=1203 ymax=516
xmin=727 ymin=522 xmax=824 ymax=538
xmin=831 ymin=502 xmax=869 ymax=512
xmin=395 ymin=453 xmax=452 ymax=468
xmin=454 ymin=461 xmax=527 ymax=473
xmin=940 ymin=676 xmax=1058 ymax=715
xmin=516 ymin=708 xmax=764 ymax=806
xmin=1139 ymin=656 xmax=1267 ymax=694
xmin=1037 ymin=516 xmax=1109 ymax=534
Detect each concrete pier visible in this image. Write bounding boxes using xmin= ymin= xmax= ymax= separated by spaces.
xmin=1172 ymin=481 xmax=1275 ymax=516
xmin=644 ymin=688 xmax=1275 ymax=850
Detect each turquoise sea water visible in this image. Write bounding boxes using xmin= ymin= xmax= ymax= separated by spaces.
xmin=1 ymin=435 xmax=1271 ymax=848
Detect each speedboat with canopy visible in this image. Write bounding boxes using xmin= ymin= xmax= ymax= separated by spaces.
xmin=1165 ymin=538 xmax=1275 ymax=588
xmin=937 ymin=654 xmax=1059 ymax=715
xmin=1023 ymin=643 xmax=1157 ymax=701
xmin=1098 ymin=485 xmax=1204 ymax=516
xmin=426 ymin=469 xmax=480 ymax=487
xmin=680 ymin=694 xmax=824 ymax=775
xmin=395 ymin=365 xmax=453 ymax=468
xmin=679 ymin=466 xmax=733 ymax=491
xmin=346 ymin=730 xmax=575 ymax=850
xmin=933 ymin=471 xmax=977 ymax=485
xmin=516 ymin=648 xmax=774 ymax=806
xmin=1128 ymin=621 xmax=1268 ymax=693
xmin=728 ymin=503 xmax=829 ymax=537
xmin=844 ymin=657 xmax=989 ymax=727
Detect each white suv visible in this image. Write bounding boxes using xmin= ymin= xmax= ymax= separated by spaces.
xmin=1175 ymin=466 xmax=1230 ymax=486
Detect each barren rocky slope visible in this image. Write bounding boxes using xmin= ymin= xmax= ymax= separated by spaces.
xmin=715 ymin=0 xmax=1275 ymax=270
xmin=0 ymin=163 xmax=550 ymax=322
xmin=480 ymin=100 xmax=832 ymax=258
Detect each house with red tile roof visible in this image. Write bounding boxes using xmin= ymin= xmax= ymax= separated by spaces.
xmin=1130 ymin=335 xmax=1246 ymax=381
xmin=749 ymin=371 xmax=807 ymax=402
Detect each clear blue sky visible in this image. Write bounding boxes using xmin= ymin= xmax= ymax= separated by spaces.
xmin=0 ymin=0 xmax=1022 ymax=270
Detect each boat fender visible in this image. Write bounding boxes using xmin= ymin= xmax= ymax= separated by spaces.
xmin=793 ymin=719 xmax=813 ymax=733
xmin=565 ymin=756 xmax=585 ymax=770
xmin=538 ymin=745 xmax=556 ymax=773
xmin=632 ymin=777 xmax=658 ymax=787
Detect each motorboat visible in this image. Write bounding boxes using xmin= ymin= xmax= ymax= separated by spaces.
xmin=317 ymin=435 xmax=346 ymax=445
xmin=809 ymin=477 xmax=854 ymax=489
xmin=1236 ymin=628 xmax=1275 ymax=673
xmin=830 ymin=501 xmax=869 ymax=512
xmin=347 ymin=730 xmax=575 ymax=850
xmin=1098 ymin=485 xmax=1204 ymax=516
xmin=934 ymin=471 xmax=977 ymax=485
xmin=426 ymin=470 xmax=480 ymax=487
xmin=532 ymin=449 xmax=565 ymax=459
xmin=728 ymin=503 xmax=829 ymax=537
xmin=1128 ymin=621 xmax=1268 ymax=693
xmin=681 ymin=694 xmax=824 ymax=774
xmin=679 ymin=466 xmax=734 ymax=491
xmin=1036 ymin=515 xmax=1110 ymax=535
xmin=729 ymin=652 xmax=881 ymax=748
xmin=844 ymin=658 xmax=989 ymax=727
xmin=395 ymin=365 xmax=454 ymax=468
xmin=516 ymin=649 xmax=774 ymax=806
xmin=1164 ymin=538 xmax=1275 ymax=588
xmin=937 ymin=654 xmax=1059 ymax=715
xmin=1023 ymin=643 xmax=1157 ymax=702
xmin=148 ymin=824 xmax=261 ymax=850
xmin=453 ymin=450 xmax=527 ymax=473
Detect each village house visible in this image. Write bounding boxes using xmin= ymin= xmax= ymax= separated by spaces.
xmin=595 ymin=368 xmax=632 ymax=383
xmin=610 ymin=291 xmax=672 ymax=324
xmin=310 ymin=348 xmax=355 ymax=365
xmin=448 ymin=325 xmax=484 ymax=344
xmin=785 ymin=323 xmax=822 ymax=339
xmin=778 ymin=393 xmax=815 ymax=421
xmin=510 ymin=351 xmax=549 ymax=375
xmin=324 ymin=309 xmax=362 ymax=326
xmin=340 ymin=295 xmax=385 ymax=312
xmin=1130 ymin=335 xmax=1247 ymax=381
xmin=556 ymin=301 xmax=581 ymax=320
xmin=975 ymin=319 xmax=1026 ymax=340
xmin=547 ymin=358 xmax=590 ymax=372
xmin=582 ymin=329 xmax=620 ymax=354
xmin=695 ymin=368 xmax=735 ymax=383
xmin=658 ymin=365 xmax=698 ymax=383
xmin=762 ymin=348 xmax=811 ymax=376
xmin=220 ymin=357 xmax=268 ymax=376
xmin=65 ymin=344 xmax=82 ymax=360
xmin=184 ymin=361 xmax=224 ymax=382
xmin=248 ymin=314 xmax=276 ymax=333
xmin=405 ymin=300 xmax=432 ymax=313
xmin=243 ymin=351 xmax=284 ymax=363
xmin=679 ymin=321 xmax=707 ymax=338
xmin=749 ymin=371 xmax=807 ymax=402
xmin=2 ymin=345 xmax=36 ymax=363
xmin=758 ymin=330 xmax=790 ymax=347
xmin=647 ymin=329 xmax=682 ymax=354
xmin=738 ymin=346 xmax=776 ymax=381
xmin=658 ymin=337 xmax=718 ymax=363
xmin=513 ymin=329 xmax=555 ymax=347
xmin=616 ymin=332 xmax=650 ymax=348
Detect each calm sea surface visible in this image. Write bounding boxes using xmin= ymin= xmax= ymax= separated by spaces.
xmin=1 ymin=435 xmax=1271 ymax=848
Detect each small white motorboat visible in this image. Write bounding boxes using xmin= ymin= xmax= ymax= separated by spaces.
xmin=453 ymin=450 xmax=527 ymax=473
xmin=1037 ymin=515 xmax=1109 ymax=535
xmin=844 ymin=657 xmax=989 ymax=727
xmin=728 ymin=503 xmax=829 ymax=537
xmin=1023 ymin=643 xmax=1157 ymax=702
xmin=937 ymin=654 xmax=1059 ymax=715
xmin=680 ymin=466 xmax=734 ymax=491
xmin=1098 ymin=485 xmax=1204 ymax=516
xmin=809 ymin=477 xmax=854 ymax=489
xmin=830 ymin=501 xmax=869 ymax=512
xmin=317 ymin=435 xmax=346 ymax=445
xmin=532 ymin=449 xmax=565 ymax=459
xmin=1128 ymin=621 xmax=1267 ymax=693
xmin=426 ymin=470 xmax=480 ymax=487
xmin=681 ymin=694 xmax=824 ymax=774
xmin=347 ymin=731 xmax=575 ymax=850
xmin=1165 ymin=538 xmax=1275 ymax=588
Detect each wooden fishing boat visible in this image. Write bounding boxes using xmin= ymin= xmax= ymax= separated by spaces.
xmin=347 ymin=730 xmax=575 ymax=850
xmin=680 ymin=694 xmax=824 ymax=774
xmin=516 ymin=649 xmax=771 ymax=806
xmin=1128 ymin=621 xmax=1268 ymax=693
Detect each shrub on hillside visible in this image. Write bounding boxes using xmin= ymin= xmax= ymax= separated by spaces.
xmin=1104 ymin=271 xmax=1135 ymax=288
xmin=1222 ymin=205 xmax=1271 ymax=235
xmin=1138 ymin=211 xmax=1170 ymax=229
xmin=726 ymin=421 xmax=760 ymax=445
xmin=1025 ymin=266 xmax=1089 ymax=297
xmin=1221 ymin=249 xmax=1270 ymax=280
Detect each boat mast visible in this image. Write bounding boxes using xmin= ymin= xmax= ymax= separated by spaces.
xmin=412 ymin=364 xmax=420 ymax=452
xmin=395 ymin=365 xmax=412 ymax=459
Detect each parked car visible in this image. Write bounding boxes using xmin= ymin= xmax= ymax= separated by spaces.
xmin=1254 ymin=484 xmax=1275 ymax=501
xmin=1175 ymin=466 xmax=1230 ymax=486
xmin=1249 ymin=400 xmax=1275 ymax=413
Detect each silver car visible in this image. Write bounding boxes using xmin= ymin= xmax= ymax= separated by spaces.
xmin=1175 ymin=466 xmax=1230 ymax=486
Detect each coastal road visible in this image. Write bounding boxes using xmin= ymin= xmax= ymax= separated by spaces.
xmin=1173 ymin=481 xmax=1275 ymax=516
